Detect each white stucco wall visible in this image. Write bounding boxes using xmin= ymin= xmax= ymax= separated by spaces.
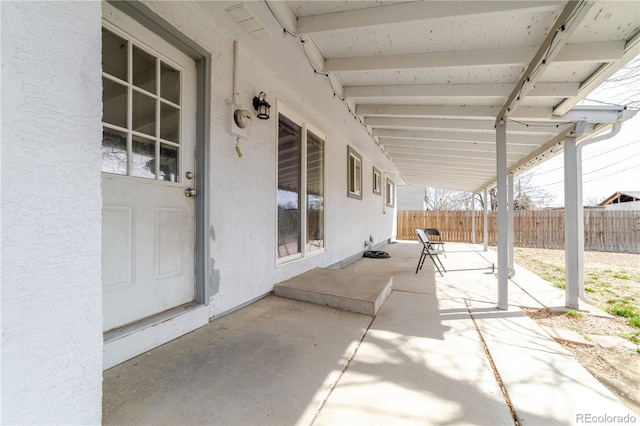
xmin=143 ymin=2 xmax=400 ymax=316
xmin=2 ymin=1 xmax=401 ymax=419
xmin=1 ymin=1 xmax=103 ymax=424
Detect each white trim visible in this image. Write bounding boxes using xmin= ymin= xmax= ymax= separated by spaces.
xmin=372 ymin=166 xmax=382 ymax=195
xmin=275 ymin=101 xmax=327 ymax=266
xmin=103 ymin=304 xmax=209 ymax=370
xmin=347 ymin=145 xmax=363 ymax=200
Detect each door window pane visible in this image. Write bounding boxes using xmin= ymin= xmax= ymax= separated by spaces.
xmin=102 ymin=28 xmax=127 ymax=81
xmin=133 ymin=46 xmax=156 ymax=94
xmin=159 ymin=144 xmax=179 ymax=182
xmin=161 ymin=62 xmax=180 ymax=105
xmin=102 ymin=26 xmax=183 ymax=182
xmin=132 ymin=91 xmax=156 ymax=136
xmin=102 ymin=78 xmax=127 ymax=128
xmin=102 ymin=129 xmax=128 ymax=175
xmin=277 ymin=114 xmax=302 ymax=258
xmin=131 ymin=135 xmax=156 ymax=179
xmin=306 ymin=131 xmax=324 ymax=251
xmin=160 ymin=103 xmax=180 ymax=143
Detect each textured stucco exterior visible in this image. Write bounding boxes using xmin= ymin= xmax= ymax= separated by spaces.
xmin=140 ymin=1 xmax=399 ymax=316
xmin=1 ymin=1 xmax=104 ymax=423
xmin=2 ymin=0 xmax=399 ymax=423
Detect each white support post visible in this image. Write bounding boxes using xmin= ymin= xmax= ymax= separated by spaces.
xmin=563 ymin=135 xmax=581 ymax=309
xmin=496 ymin=121 xmax=509 ymax=310
xmin=483 ymin=188 xmax=488 ymax=251
xmin=471 ymin=193 xmax=476 ymax=244
xmin=508 ymin=173 xmax=514 ymax=269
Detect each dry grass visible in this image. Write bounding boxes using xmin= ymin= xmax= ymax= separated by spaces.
xmin=513 ymin=247 xmax=640 ymax=343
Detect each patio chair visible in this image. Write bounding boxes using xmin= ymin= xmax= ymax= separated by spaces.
xmin=415 ymin=229 xmax=446 ymax=277
xmin=424 ymin=228 xmax=446 ymax=257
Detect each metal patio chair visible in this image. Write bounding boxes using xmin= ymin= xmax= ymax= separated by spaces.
xmin=424 ymin=228 xmax=446 ymax=258
xmin=415 ymin=229 xmax=446 ymax=277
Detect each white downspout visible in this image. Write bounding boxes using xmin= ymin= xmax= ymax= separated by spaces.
xmin=577 ymin=123 xmax=622 ymax=305
xmin=471 ymin=193 xmax=476 ymax=244
xmin=565 ymin=122 xmax=621 ymax=308
xmin=508 ymin=173 xmax=514 ymax=271
xmin=483 ymin=188 xmax=489 ymax=252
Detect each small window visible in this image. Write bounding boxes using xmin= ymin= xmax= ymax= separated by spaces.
xmin=373 ymin=167 xmax=382 ymax=195
xmin=385 ymin=178 xmax=395 ymax=207
xmin=347 ymin=146 xmax=362 ymax=200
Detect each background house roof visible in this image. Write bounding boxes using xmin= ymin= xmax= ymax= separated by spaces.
xmin=599 ymin=190 xmax=640 ymax=205
xmin=199 ymin=1 xmax=640 ymax=193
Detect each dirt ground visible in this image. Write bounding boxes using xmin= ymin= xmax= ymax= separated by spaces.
xmin=514 ymin=248 xmax=640 ymax=415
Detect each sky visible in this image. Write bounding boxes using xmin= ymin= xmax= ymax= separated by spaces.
xmin=527 ymin=57 xmax=640 ymax=207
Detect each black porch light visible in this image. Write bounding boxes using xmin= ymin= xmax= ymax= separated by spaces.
xmin=252 ymin=91 xmax=271 ymax=120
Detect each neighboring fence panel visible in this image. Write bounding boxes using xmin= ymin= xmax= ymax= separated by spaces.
xmin=397 ymin=210 xmax=640 ymax=253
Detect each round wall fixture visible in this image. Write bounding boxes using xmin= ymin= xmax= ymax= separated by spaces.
xmin=234 ymin=109 xmax=253 ymax=129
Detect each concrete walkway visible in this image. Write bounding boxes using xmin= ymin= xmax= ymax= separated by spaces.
xmin=103 ymin=242 xmax=635 ymax=425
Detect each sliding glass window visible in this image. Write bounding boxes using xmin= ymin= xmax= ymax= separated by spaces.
xmin=277 ymin=106 xmax=326 ymax=262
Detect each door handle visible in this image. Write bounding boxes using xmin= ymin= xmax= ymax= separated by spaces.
xmin=184 ymin=188 xmax=197 ymax=197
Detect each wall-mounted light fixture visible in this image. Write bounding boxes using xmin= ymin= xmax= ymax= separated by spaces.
xmin=253 ymin=91 xmax=271 ymax=120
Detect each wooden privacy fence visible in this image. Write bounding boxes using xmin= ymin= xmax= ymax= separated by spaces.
xmin=397 ymin=209 xmax=640 ymax=253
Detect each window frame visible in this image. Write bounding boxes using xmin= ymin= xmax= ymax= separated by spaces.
xmin=101 ymin=23 xmax=186 ymax=185
xmin=276 ymin=103 xmax=327 ymax=265
xmin=385 ymin=178 xmax=395 ymax=207
xmin=372 ymin=167 xmax=382 ymax=195
xmin=347 ymin=146 xmax=363 ymax=200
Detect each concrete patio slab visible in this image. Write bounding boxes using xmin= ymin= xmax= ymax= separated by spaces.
xmin=103 ymin=297 xmax=372 ymax=426
xmin=103 ymin=242 xmax=636 ymax=425
xmin=467 ymin=302 xmax=636 ymax=424
xmin=274 ymin=267 xmax=392 ymax=316
xmin=314 ymin=292 xmax=514 ymax=426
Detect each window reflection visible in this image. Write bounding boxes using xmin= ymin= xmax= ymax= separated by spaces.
xmin=102 ymin=28 xmax=127 ymax=81
xmin=132 ymin=91 xmax=156 ymax=136
xmin=102 ymin=78 xmax=127 ymax=128
xmin=277 ymin=114 xmax=302 ymax=258
xmin=159 ymin=144 xmax=179 ymax=182
xmin=307 ymin=131 xmax=324 ymax=251
xmin=160 ymin=103 xmax=179 ymax=143
xmin=131 ymin=136 xmax=156 ymax=179
xmin=133 ymin=46 xmax=156 ymax=94
xmin=102 ymin=129 xmax=127 ymax=175
xmin=161 ymin=62 xmax=180 ymax=105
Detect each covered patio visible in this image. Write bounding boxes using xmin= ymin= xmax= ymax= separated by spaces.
xmin=103 ymin=242 xmax=634 ymax=425
xmin=4 ymin=1 xmax=640 ymax=423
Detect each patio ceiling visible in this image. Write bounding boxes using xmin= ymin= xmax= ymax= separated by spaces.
xmin=198 ymin=1 xmax=640 ymax=193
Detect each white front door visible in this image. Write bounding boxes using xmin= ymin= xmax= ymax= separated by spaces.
xmin=101 ymin=5 xmax=197 ymax=331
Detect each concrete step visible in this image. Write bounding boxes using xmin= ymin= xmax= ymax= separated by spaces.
xmin=273 ymin=267 xmax=393 ymax=316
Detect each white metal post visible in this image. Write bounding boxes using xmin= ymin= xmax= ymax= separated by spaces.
xmin=496 ymin=121 xmax=509 ymax=309
xmin=508 ymin=173 xmax=514 ymax=269
xmin=563 ymin=135 xmax=580 ymax=309
xmin=483 ymin=188 xmax=488 ymax=251
xmin=471 ymin=193 xmax=476 ymax=244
